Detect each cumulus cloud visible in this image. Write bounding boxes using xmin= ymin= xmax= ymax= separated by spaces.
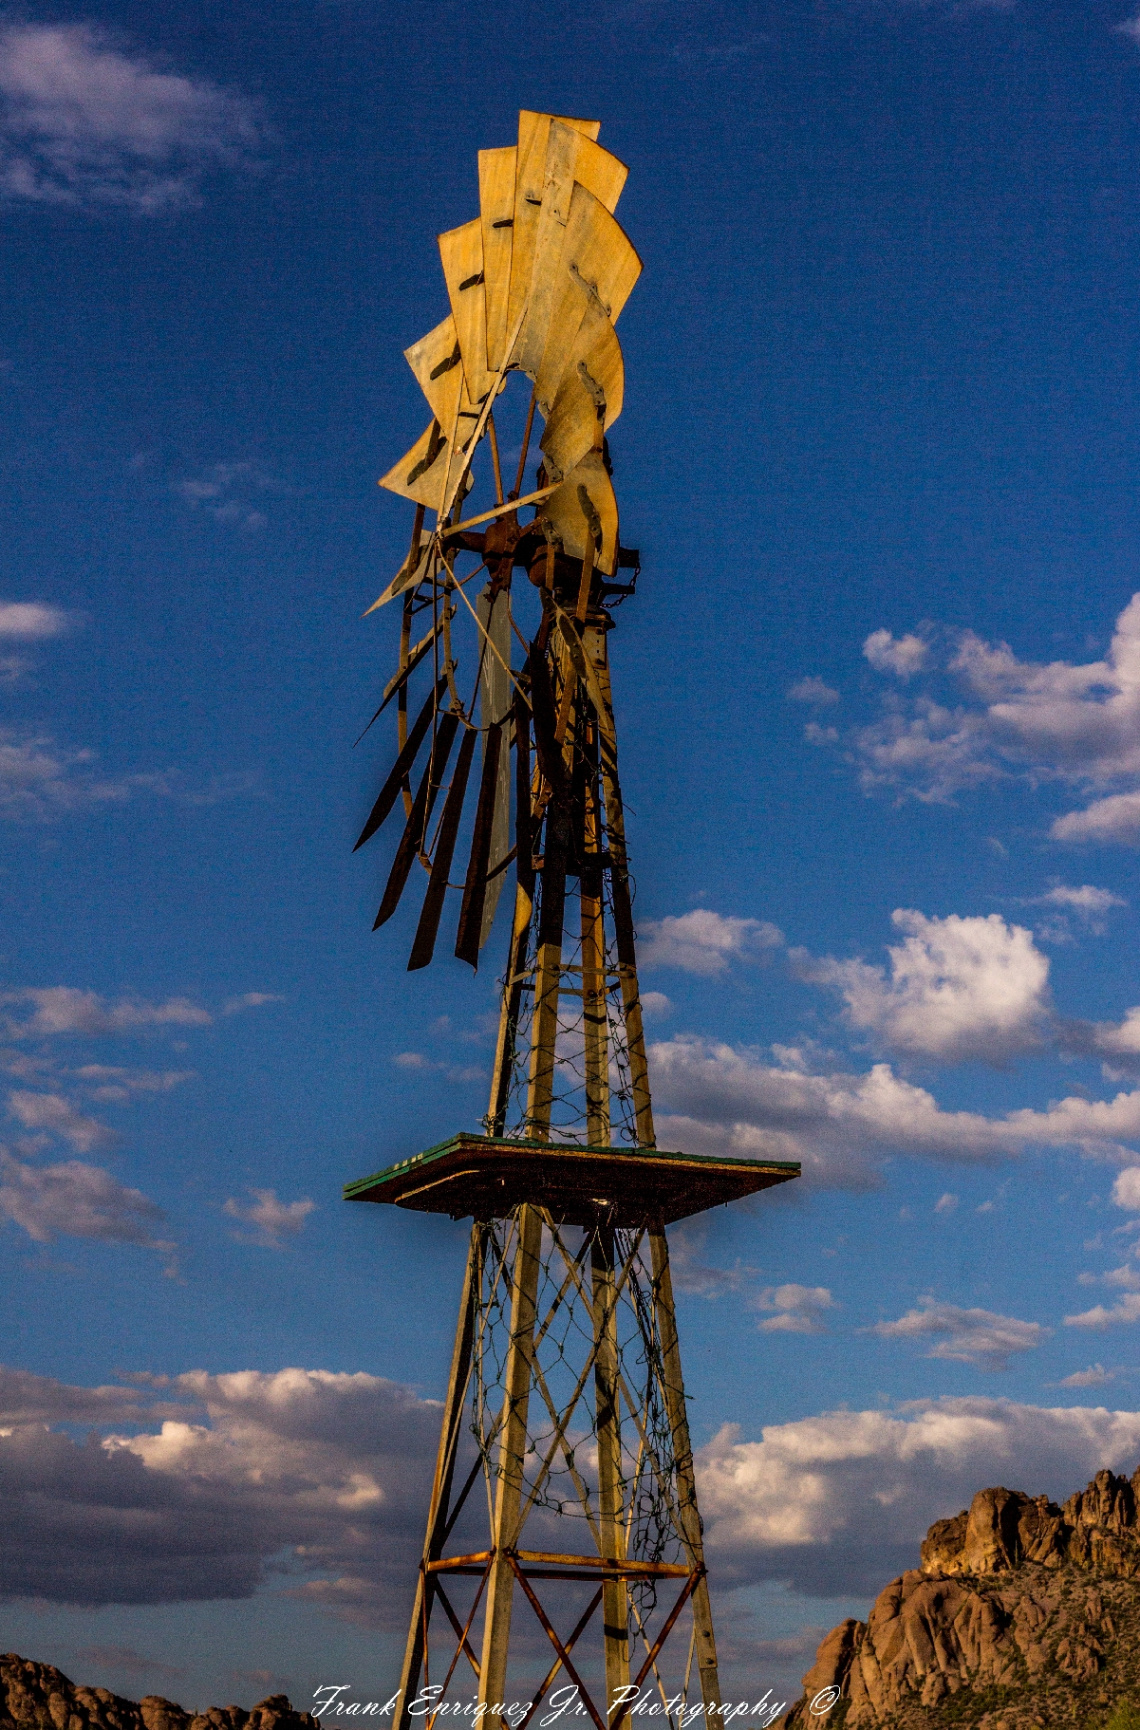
xmin=854 ymin=596 xmax=1140 ymax=832
xmin=868 ymin=1298 xmax=1049 ymax=1369
xmin=649 ymin=1035 xmax=1140 ymax=1187
xmin=1038 ymin=884 xmax=1126 ymax=924
xmin=863 ymin=630 xmax=930 ymax=679
xmin=697 ymin=1396 xmax=1140 ymax=1595
xmin=1057 ymin=1365 xmax=1112 ymax=1388
xmin=754 ymin=1284 xmax=835 ymax=1334
xmin=7 ymin=1365 xmax=1140 ymax=1614
xmin=1114 ymin=1168 xmax=1140 ymax=1211
xmin=794 ymin=910 xmax=1052 ymax=1064
xmin=223 ymin=1188 xmax=315 ymax=1248
xmin=638 ymin=910 xmax=784 ymax=976
xmin=1065 ymin=1293 xmax=1140 ymax=1329
xmin=7 ymin=1089 xmax=109 ymax=1152
xmin=0 ymin=23 xmax=262 ymax=213
xmin=0 ymin=602 xmax=72 ymax=638
xmin=0 ymin=1153 xmax=168 ymax=1248
xmin=0 ymin=1364 xmax=438 ymax=1618
xmin=1 ymin=986 xmax=211 ymax=1037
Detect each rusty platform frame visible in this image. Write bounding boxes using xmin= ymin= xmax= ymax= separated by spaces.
xmin=344 ymin=1131 xmax=799 ymax=1226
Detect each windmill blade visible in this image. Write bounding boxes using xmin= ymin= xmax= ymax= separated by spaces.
xmin=539 ymin=307 xmax=625 ymax=481
xmin=528 ymin=639 xmax=568 ymax=800
xmin=540 ymin=450 xmax=620 ymax=576
xmin=354 ymin=676 xmax=447 ymax=852
xmin=513 ymin=122 xmax=629 ymax=378
xmin=533 ymin=184 xmax=641 ymax=408
xmin=356 ymin=608 xmax=452 ymax=742
xmin=506 ymin=111 xmax=601 ymax=367
xmin=404 ymin=314 xmax=465 ymax=429
xmin=362 ymin=536 xmax=434 ymax=618
xmin=455 ymin=719 xmax=503 ymax=968
xmin=373 ymin=711 xmax=459 ymax=929
xmin=477 ymin=585 xmax=514 ymax=948
xmin=378 ymin=420 xmax=450 ymax=511
xmin=479 ymin=146 xmax=517 ymax=373
xmin=439 ymin=219 xmax=495 ymax=408
xmin=409 ymin=723 xmax=477 ymax=971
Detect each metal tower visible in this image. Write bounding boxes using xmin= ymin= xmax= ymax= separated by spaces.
xmin=345 ymin=108 xmax=798 ymax=1730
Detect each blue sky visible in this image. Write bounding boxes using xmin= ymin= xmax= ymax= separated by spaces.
xmin=9 ymin=0 xmax=1140 ymax=1712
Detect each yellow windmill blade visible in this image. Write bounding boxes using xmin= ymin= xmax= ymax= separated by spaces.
xmin=438 ymin=218 xmax=495 ymax=406
xmin=378 ymin=419 xmax=450 ymax=510
xmin=539 ymin=303 xmax=625 ymax=481
xmin=513 ymin=120 xmax=629 ymax=377
xmin=534 ymin=179 xmax=641 ymax=401
xmin=505 ymin=110 xmax=600 ymax=365
xmin=479 ymin=145 xmax=517 ymax=373
xmin=540 ymin=448 xmax=619 ymax=575
xmin=403 ymin=313 xmax=465 ymax=429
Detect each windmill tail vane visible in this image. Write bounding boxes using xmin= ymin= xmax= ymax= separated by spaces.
xmin=344 ymin=108 xmax=800 ymax=1730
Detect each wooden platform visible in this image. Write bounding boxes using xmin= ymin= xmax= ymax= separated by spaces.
xmin=344 ymin=1132 xmax=799 ymax=1226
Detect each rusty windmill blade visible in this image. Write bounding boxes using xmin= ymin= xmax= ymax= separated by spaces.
xmin=354 ymin=675 xmax=447 ymax=851
xmin=454 ymin=719 xmax=503 ymax=968
xmin=353 ymin=611 xmax=453 ymax=745
xmin=409 ymin=722 xmax=478 ymax=972
xmin=372 ymin=710 xmax=460 ymax=929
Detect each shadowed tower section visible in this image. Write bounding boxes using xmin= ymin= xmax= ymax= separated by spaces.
xmin=344 ymin=109 xmax=799 ymax=1730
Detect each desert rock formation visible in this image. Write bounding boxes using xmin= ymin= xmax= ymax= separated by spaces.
xmin=0 ymin=1655 xmax=319 ymax=1730
xmin=781 ymin=1466 xmax=1140 ymax=1728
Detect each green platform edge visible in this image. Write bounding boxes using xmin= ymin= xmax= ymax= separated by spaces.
xmin=344 ymin=1132 xmax=801 ymax=1201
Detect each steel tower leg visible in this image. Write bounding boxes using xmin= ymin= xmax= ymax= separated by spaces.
xmin=477 ymin=1204 xmax=544 ymax=1729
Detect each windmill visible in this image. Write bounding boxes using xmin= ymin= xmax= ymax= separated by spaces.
xmin=345 ymin=111 xmax=799 ymax=1730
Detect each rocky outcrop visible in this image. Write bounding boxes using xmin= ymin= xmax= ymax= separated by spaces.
xmin=781 ymin=1466 xmax=1140 ymax=1729
xmin=0 ymin=1656 xmax=319 ymax=1730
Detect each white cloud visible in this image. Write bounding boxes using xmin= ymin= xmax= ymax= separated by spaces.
xmin=638 ymin=910 xmax=784 ymax=977
xmin=855 ymin=596 xmax=1140 ymax=832
xmin=1113 ymin=1167 xmax=1140 ymax=1210
xmin=0 ymin=24 xmax=262 ymax=213
xmin=863 ymin=629 xmax=930 ymax=679
xmin=1057 ymin=1365 xmax=1111 ymax=1387
xmin=7 ymin=1089 xmax=109 ymax=1152
xmin=0 ymin=602 xmax=72 ymax=639
xmin=1065 ymin=1293 xmax=1140 ymax=1328
xmin=934 ymin=1192 xmax=958 ymax=1213
xmin=0 ymin=1153 xmax=168 ymax=1248
xmin=175 ymin=463 xmax=272 ymax=529
xmin=72 ymin=1065 xmax=195 ymax=1102
xmin=696 ymin=1396 xmax=1140 ymax=1595
xmin=1038 ymin=883 xmax=1126 ymax=923
xmin=1 ymin=986 xmax=211 ymax=1037
xmin=1052 ymin=792 xmax=1140 ymax=844
xmin=223 ymin=1188 xmax=315 ymax=1248
xmin=868 ymin=1298 xmax=1050 ymax=1369
xmin=788 ymin=677 xmax=839 ymax=705
xmin=0 ymin=733 xmax=259 ymax=822
xmin=640 ymin=990 xmax=673 ymax=1018
xmin=1116 ymin=13 xmax=1140 ymax=44
xmin=0 ymin=1364 xmax=438 ymax=1617
xmin=649 ymin=1034 xmax=1140 ymax=1187
xmin=793 ymin=910 xmax=1052 ymax=1063
xmin=221 ymin=992 xmax=284 ymax=1017
xmin=754 ymin=1283 xmax=835 ymax=1334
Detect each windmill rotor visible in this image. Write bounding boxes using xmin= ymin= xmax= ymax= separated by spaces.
xmin=357 ymin=108 xmax=643 ymax=972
